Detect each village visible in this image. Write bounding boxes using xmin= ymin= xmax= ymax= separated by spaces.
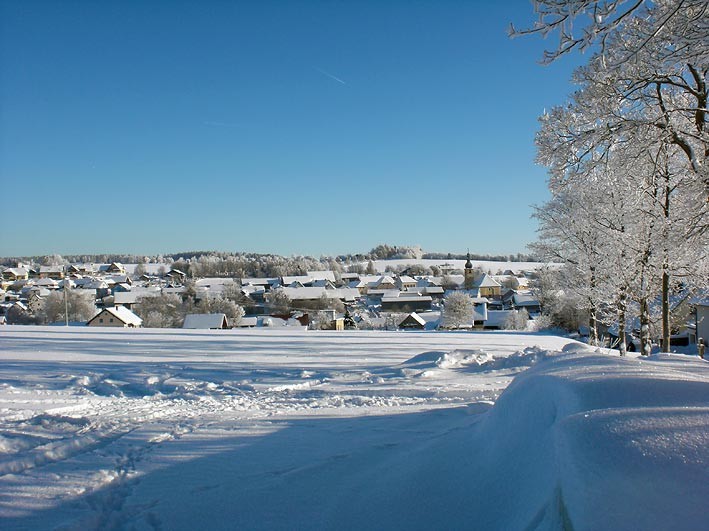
xmin=0 ymin=255 xmax=549 ymax=333
xmin=2 ymin=254 xmax=707 ymax=351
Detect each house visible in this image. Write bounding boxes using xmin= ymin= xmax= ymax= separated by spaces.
xmin=2 ymin=268 xmax=29 ymax=282
xmin=87 ymin=306 xmax=142 ymax=328
xmin=381 ymin=293 xmax=433 ymax=313
xmin=4 ymin=301 xmax=30 ymax=324
xmin=693 ymin=297 xmax=709 ymax=345
xmin=104 ymin=274 xmax=132 ymax=287
xmin=471 ymin=299 xmax=489 ymax=327
xmin=241 ymin=284 xmax=265 ymax=302
xmin=404 ymin=285 xmax=445 ymax=299
xmin=395 ymin=275 xmax=418 ymax=290
xmin=112 ymin=288 xmax=160 ymax=310
xmin=278 ymin=286 xmax=360 ymax=305
xmin=26 ymin=288 xmax=50 ymax=313
xmin=34 ymin=277 xmax=60 ymax=289
xmin=236 ymin=316 xmax=259 ymax=328
xmin=376 ymin=276 xmax=397 ymax=290
xmin=320 ymin=316 xmax=345 ymax=331
xmin=398 ymin=312 xmax=426 ymax=330
xmin=282 ymin=276 xmax=309 ymax=287
xmin=166 ymin=268 xmax=187 ymax=282
xmin=311 ymin=278 xmax=337 ymax=289
xmin=38 ymin=266 xmax=65 ymax=280
xmin=484 ymin=310 xmax=515 ymax=330
xmin=99 ymin=262 xmax=126 ymax=275
xmin=473 ymin=274 xmax=502 ymax=299
xmin=509 ymin=292 xmax=541 ymax=315
xmin=183 ymin=313 xmax=229 ymax=329
xmin=241 ymin=277 xmax=277 ymax=291
xmin=307 ymin=270 xmax=337 ymax=282
xmin=341 ymin=272 xmax=361 ymax=283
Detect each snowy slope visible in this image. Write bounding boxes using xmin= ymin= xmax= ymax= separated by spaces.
xmin=0 ymin=327 xmax=706 ymax=530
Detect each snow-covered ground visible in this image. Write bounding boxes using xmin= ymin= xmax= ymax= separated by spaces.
xmin=0 ymin=326 xmax=706 ymax=530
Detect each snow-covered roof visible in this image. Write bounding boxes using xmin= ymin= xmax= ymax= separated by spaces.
xmin=512 ymin=293 xmax=540 ymax=307
xmin=114 ymin=287 xmax=160 ymax=304
xmin=82 ymin=280 xmax=109 ymax=289
xmin=474 ymin=274 xmax=502 ymax=288
xmin=236 ymin=316 xmax=259 ymax=327
xmin=404 ymin=286 xmax=445 ymax=296
xmin=183 ymin=313 xmax=228 ymax=329
xmin=26 ymin=287 xmax=51 ymax=298
xmin=311 ymin=279 xmax=335 ymax=288
xmin=3 ymin=267 xmax=29 ymax=277
xmin=162 ymin=287 xmax=186 ymax=295
xmin=472 ymin=304 xmax=488 ymax=322
xmin=89 ymin=306 xmax=143 ymax=327
xmin=241 ymin=285 xmax=265 ymax=296
xmin=281 ymin=275 xmax=311 ymax=286
xmin=241 ymin=278 xmax=275 ymax=286
xmin=279 ymin=287 xmax=360 ymax=302
xmin=39 ymin=265 xmax=64 ymax=274
xmin=485 ymin=310 xmax=514 ymax=328
xmin=35 ymin=278 xmax=59 ymax=287
xmin=382 ymin=294 xmax=433 ymax=303
xmin=307 ymin=271 xmax=336 ymax=282
xmin=195 ymin=278 xmax=239 ymax=288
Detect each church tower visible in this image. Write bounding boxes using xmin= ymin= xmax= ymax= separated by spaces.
xmin=464 ymin=251 xmax=475 ymax=290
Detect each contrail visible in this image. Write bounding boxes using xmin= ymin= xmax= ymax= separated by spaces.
xmin=314 ymin=67 xmax=346 ymax=85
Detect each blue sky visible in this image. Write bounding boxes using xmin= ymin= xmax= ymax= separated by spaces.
xmin=0 ymin=1 xmax=583 ymax=258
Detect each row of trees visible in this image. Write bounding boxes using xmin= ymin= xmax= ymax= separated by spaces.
xmin=518 ymin=0 xmax=709 ymax=354
xmin=2 ymin=245 xmax=542 ymax=275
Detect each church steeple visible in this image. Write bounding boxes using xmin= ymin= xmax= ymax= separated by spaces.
xmin=464 ymin=249 xmax=475 ymax=290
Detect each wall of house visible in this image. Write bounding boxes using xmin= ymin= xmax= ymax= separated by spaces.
xmin=88 ymin=312 xmax=128 ymax=327
xmin=697 ymin=306 xmax=709 ymax=344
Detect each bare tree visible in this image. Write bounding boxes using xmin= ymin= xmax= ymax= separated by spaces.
xmin=441 ymin=292 xmax=474 ymax=329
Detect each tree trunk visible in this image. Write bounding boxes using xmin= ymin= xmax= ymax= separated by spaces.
xmin=639 ymin=298 xmax=652 ymax=356
xmin=589 ymin=306 xmax=598 ymax=346
xmin=661 ymin=270 xmax=670 ymax=352
xmin=661 ymin=162 xmax=671 ymax=352
xmin=588 ymin=266 xmax=598 ymax=346
xmin=618 ymin=287 xmax=627 ymax=356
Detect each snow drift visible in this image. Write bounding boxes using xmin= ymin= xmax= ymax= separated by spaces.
xmin=319 ymin=348 xmax=709 ymax=531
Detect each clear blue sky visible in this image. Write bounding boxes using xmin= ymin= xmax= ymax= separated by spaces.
xmin=0 ymin=0 xmax=582 ymax=258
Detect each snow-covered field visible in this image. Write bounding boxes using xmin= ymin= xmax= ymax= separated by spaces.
xmin=0 ymin=326 xmax=707 ymax=530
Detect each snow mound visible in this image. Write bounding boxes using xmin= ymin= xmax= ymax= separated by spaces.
xmin=399 ymin=346 xmax=554 ymax=378
xmin=437 ymin=349 xmax=492 ymax=369
xmin=474 ymin=351 xmax=709 ymax=530
xmin=402 ymin=349 xmax=491 ymax=371
xmin=561 ymin=342 xmax=592 ymax=353
xmin=324 ymin=351 xmax=709 ymax=530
